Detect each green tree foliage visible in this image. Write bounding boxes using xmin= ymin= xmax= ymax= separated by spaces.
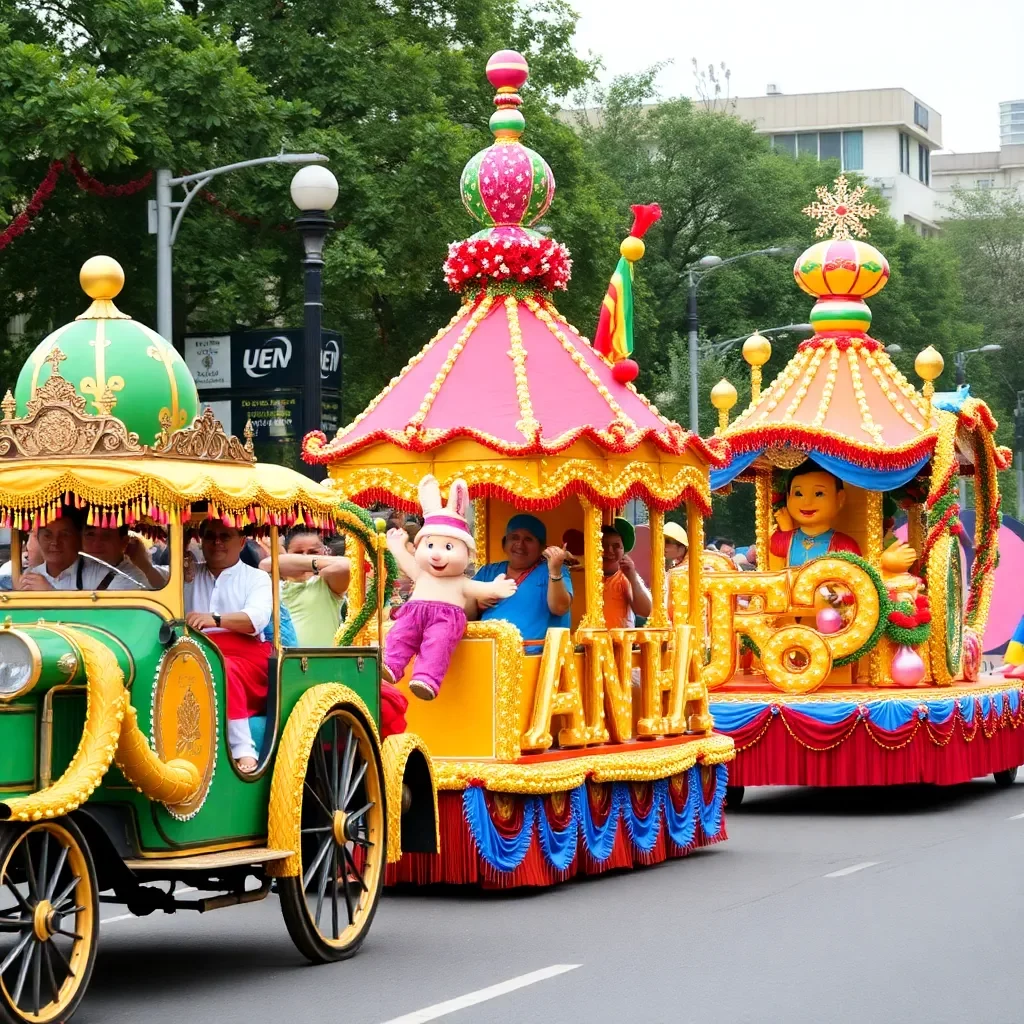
xmin=0 ymin=0 xmax=619 ymax=422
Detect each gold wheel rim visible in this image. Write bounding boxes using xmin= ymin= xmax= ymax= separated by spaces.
xmin=299 ymin=709 xmax=384 ymax=949
xmin=0 ymin=822 xmax=94 ymax=1023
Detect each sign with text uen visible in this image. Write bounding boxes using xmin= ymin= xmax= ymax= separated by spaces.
xmin=230 ymin=328 xmax=341 ymax=391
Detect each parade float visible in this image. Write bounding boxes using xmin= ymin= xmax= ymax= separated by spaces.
xmin=682 ymin=176 xmax=1021 ymax=795
xmin=306 ymin=50 xmax=734 ymax=887
xmin=0 ymin=257 xmax=441 ymax=1022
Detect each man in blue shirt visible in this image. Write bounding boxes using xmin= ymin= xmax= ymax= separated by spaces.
xmin=472 ymin=514 xmax=572 ymax=653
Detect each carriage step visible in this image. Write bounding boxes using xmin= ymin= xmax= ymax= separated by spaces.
xmin=124 ymin=847 xmax=293 ymax=872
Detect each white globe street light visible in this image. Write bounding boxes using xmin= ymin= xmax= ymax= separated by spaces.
xmin=290 ymin=164 xmax=339 ymax=213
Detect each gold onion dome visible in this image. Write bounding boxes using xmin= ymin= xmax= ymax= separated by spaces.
xmin=15 ymin=257 xmax=199 ymax=445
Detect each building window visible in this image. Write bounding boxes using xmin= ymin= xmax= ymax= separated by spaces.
xmin=797 ymin=133 xmax=818 ymax=158
xmin=918 ymin=143 xmax=930 ymax=185
xmin=772 ymin=134 xmax=796 ymax=157
xmin=976 ymin=178 xmax=995 ymax=189
xmin=773 ymin=129 xmax=862 ymax=170
xmin=899 ymin=132 xmax=911 ymax=175
xmin=914 ymin=102 xmax=929 ymax=130
xmin=819 ymin=132 xmax=842 ymax=163
xmin=842 ymin=131 xmax=863 ymax=171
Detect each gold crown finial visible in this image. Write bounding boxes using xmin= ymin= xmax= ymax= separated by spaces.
xmin=802 ymin=174 xmax=879 ymax=240
xmin=44 ymin=346 xmax=67 ymax=377
xmin=76 ymin=256 xmax=131 ymax=321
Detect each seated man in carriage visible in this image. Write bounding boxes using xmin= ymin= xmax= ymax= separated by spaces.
xmin=184 ymin=520 xmax=273 ymax=773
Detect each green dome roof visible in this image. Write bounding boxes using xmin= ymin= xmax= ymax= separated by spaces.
xmin=14 ymin=257 xmax=199 ymax=445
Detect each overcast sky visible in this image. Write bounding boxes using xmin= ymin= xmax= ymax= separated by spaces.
xmin=566 ymin=0 xmax=1023 ymax=153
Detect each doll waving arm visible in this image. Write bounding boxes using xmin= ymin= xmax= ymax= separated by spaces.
xmin=464 ymin=574 xmax=517 ymax=604
xmin=386 ymin=528 xmax=420 ymax=580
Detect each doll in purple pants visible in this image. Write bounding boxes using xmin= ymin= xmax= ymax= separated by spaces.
xmin=382 ymin=476 xmax=516 ymax=701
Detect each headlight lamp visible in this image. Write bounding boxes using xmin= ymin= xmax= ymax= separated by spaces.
xmin=0 ymin=631 xmax=40 ymax=699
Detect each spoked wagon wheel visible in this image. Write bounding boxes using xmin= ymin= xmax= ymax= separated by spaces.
xmin=279 ymin=707 xmax=386 ymax=963
xmin=0 ymin=818 xmax=97 ymax=1024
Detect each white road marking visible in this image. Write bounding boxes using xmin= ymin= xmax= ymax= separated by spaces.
xmin=1007 ymin=811 xmax=1024 ymax=820
xmin=824 ymin=861 xmax=879 ymax=878
xmin=379 ymin=964 xmax=582 ymax=1024
xmin=101 ymin=885 xmax=198 ymax=924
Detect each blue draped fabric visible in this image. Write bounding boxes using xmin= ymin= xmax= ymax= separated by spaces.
xmin=661 ymin=776 xmax=698 ymax=848
xmin=620 ymin=783 xmax=665 ymax=853
xmin=462 ymin=786 xmax=536 ymax=873
xmin=572 ymin=783 xmax=627 ymax=864
xmin=711 ymin=686 xmax=1022 ymax=736
xmin=535 ymin=798 xmax=579 ymax=871
xmin=710 ymin=450 xmax=760 ymax=491
xmin=698 ymin=764 xmax=728 ymax=837
xmin=710 ymin=448 xmax=931 ymax=493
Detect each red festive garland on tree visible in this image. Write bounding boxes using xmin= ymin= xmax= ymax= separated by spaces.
xmin=443 ymin=237 xmax=572 ymax=293
xmin=0 ymin=155 xmax=154 ymax=252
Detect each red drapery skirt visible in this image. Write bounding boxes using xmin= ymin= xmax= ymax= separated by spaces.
xmin=206 ymin=631 xmax=272 ymax=721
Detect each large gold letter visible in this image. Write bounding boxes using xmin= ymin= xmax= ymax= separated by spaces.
xmin=521 ymin=628 xmax=588 ymax=752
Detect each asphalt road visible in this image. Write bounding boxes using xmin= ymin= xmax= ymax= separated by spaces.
xmin=81 ymin=779 xmax=1024 ymax=1024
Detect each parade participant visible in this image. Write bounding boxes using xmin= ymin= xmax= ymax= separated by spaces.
xmin=663 ymin=521 xmax=689 ymax=570
xmin=0 ymin=531 xmax=42 ymax=577
xmin=383 ymin=476 xmax=517 ymax=701
xmin=80 ymin=524 xmax=152 ymax=589
xmin=260 ymin=527 xmax=350 ymax=647
xmin=17 ymin=508 xmax=85 ymax=591
xmin=472 ymin=513 xmax=572 ymax=653
xmin=185 ymin=521 xmax=273 ymax=773
xmin=601 ymin=521 xmax=652 ymax=628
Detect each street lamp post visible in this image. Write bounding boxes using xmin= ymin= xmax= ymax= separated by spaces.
xmin=952 ymin=344 xmax=1003 ymax=506
xmin=1015 ymin=391 xmax=1024 ymax=518
xmin=150 ymin=152 xmax=329 ymax=344
xmin=290 ymin=166 xmax=339 ymax=466
xmin=683 ymin=246 xmax=794 ymax=432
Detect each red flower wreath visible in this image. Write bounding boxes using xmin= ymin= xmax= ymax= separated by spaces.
xmin=443 ymin=237 xmax=572 ymax=293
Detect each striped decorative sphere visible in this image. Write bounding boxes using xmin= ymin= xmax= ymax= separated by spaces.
xmin=460 ymin=142 xmax=555 ymax=228
xmin=793 ymin=238 xmax=890 ymax=300
xmin=489 ymin=108 xmax=526 ymax=139
xmin=486 ymin=50 xmax=529 ymax=91
xmin=809 ymin=298 xmax=873 ymax=333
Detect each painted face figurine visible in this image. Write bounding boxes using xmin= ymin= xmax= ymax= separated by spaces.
xmin=769 ymin=462 xmax=861 ymax=569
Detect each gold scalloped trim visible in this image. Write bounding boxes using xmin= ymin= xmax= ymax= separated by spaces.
xmin=431 ymin=734 xmax=735 ymax=793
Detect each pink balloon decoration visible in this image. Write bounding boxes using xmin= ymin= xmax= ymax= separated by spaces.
xmin=890 ymin=644 xmax=926 ymax=686
xmin=815 ymin=607 xmax=843 ymax=635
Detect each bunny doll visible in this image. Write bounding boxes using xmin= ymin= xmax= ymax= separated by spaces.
xmin=382 ymin=475 xmax=517 ymax=701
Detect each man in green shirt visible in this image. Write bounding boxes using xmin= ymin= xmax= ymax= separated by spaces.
xmin=260 ymin=528 xmax=350 ymax=647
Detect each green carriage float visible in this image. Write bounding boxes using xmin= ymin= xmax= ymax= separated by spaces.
xmin=683 ymin=177 xmax=1021 ymax=795
xmin=0 ymin=258 xmax=438 ymax=1023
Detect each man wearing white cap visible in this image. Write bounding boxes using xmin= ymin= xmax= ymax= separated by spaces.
xmin=663 ymin=521 xmax=689 ymax=571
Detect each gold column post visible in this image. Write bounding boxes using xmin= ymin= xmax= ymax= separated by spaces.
xmin=10 ymin=530 xmax=20 ymax=588
xmin=866 ymin=490 xmax=884 ymax=684
xmin=742 ymin=331 xmax=773 ymax=405
xmin=685 ymin=500 xmax=704 ymax=637
xmin=472 ymin=498 xmax=488 ymax=569
xmin=647 ymin=508 xmax=668 ymax=629
xmin=754 ymin=471 xmax=771 ymax=571
xmin=579 ymin=498 xmax=604 ymax=630
xmin=269 ymin=524 xmax=282 ymax=651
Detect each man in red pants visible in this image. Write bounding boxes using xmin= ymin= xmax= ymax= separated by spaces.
xmin=185 ymin=522 xmax=273 ymax=773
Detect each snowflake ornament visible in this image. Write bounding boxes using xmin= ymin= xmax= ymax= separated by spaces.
xmin=802 ymin=174 xmax=879 ymax=240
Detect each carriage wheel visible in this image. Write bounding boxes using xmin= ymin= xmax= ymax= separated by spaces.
xmin=278 ymin=707 xmax=386 ymax=963
xmin=994 ymin=767 xmax=1018 ymax=788
xmin=0 ymin=818 xmax=97 ymax=1024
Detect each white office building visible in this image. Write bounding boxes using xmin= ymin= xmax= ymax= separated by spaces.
xmin=931 ymin=101 xmax=1024 ymax=199
xmin=731 ymin=88 xmax=942 ymax=235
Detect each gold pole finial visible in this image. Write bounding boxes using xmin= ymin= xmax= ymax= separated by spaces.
xmin=243 ymin=419 xmax=255 ymax=455
xmin=710 ymin=378 xmax=738 ymax=434
xmin=914 ymin=346 xmax=944 ymax=416
xmin=1 ymin=391 xmax=15 ymax=422
xmin=741 ymin=331 xmax=772 ymax=403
